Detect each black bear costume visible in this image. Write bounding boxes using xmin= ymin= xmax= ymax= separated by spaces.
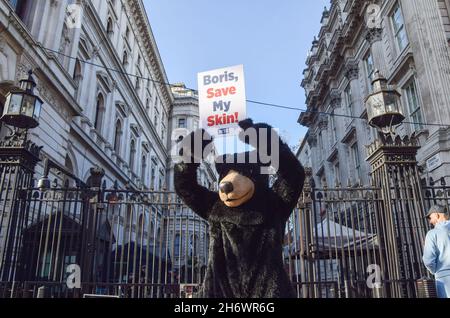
xmin=174 ymin=119 xmax=305 ymax=298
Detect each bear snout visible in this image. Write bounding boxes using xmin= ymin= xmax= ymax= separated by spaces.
xmin=219 ymin=182 xmax=234 ymax=194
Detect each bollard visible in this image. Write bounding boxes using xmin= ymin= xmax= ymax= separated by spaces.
xmin=416 ymin=278 xmax=437 ymax=298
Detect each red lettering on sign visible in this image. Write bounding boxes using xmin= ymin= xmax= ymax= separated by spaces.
xmin=206 ymin=86 xmax=237 ymax=99
xmin=207 ymin=112 xmax=239 ymax=127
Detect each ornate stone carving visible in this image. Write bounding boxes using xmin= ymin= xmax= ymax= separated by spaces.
xmin=318 ymin=114 xmax=329 ymax=129
xmin=330 ymin=89 xmax=342 ymax=109
xmin=365 ymin=27 xmax=383 ymax=44
xmin=345 ymin=61 xmax=359 ymax=81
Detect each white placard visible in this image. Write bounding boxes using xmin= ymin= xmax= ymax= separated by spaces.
xmin=427 ymin=153 xmax=442 ymax=172
xmin=198 ymin=65 xmax=247 ymax=137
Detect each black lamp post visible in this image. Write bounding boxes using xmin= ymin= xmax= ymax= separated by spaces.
xmin=0 ymin=70 xmax=44 ymax=282
xmin=1 ymin=70 xmax=43 ymax=129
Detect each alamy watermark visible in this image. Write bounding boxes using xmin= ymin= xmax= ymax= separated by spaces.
xmin=365 ymin=4 xmax=382 ymax=29
xmin=366 ymin=264 xmax=382 ymax=289
xmin=66 ymin=264 xmax=81 ymax=289
xmin=65 ymin=4 xmax=82 ymax=29
xmin=171 ymin=127 xmax=280 ymax=175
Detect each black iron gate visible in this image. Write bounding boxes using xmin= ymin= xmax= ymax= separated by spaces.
xmin=0 ymin=171 xmax=209 ymax=298
xmin=0 ymin=133 xmax=441 ymax=298
xmin=284 ymin=173 xmax=432 ymax=298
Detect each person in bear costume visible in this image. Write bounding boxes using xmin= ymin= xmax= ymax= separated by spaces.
xmin=174 ymin=119 xmax=305 ymax=298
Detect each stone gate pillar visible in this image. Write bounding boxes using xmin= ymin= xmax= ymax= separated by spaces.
xmin=367 ymin=133 xmax=428 ymax=298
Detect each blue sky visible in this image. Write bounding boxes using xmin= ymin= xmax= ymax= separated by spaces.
xmin=144 ymin=0 xmax=329 ymax=149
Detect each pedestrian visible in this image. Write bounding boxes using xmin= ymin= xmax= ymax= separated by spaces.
xmin=422 ymin=204 xmax=450 ymax=298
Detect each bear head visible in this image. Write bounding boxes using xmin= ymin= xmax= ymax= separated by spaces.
xmin=215 ymin=150 xmax=270 ymax=208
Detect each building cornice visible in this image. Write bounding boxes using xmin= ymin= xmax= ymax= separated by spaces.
xmin=126 ymin=0 xmax=174 ymax=109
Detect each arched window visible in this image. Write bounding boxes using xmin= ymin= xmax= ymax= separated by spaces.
xmin=106 ymin=17 xmax=113 ymax=36
xmin=129 ymin=139 xmax=136 ymax=172
xmin=94 ymin=94 xmax=105 ymax=132
xmin=114 ymin=119 xmax=122 ymax=154
xmin=141 ymin=155 xmax=147 ymax=184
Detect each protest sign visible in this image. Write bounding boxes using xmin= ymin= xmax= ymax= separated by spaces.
xmin=198 ymin=65 xmax=246 ymax=137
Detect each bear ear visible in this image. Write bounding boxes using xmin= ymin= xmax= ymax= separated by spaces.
xmin=238 ymin=118 xmax=254 ymax=130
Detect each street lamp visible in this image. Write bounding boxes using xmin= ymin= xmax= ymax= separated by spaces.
xmin=365 ymin=70 xmax=404 ymax=132
xmin=1 ymin=70 xmax=43 ymax=129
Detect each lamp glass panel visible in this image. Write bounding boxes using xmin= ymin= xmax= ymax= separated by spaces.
xmin=8 ymin=93 xmax=23 ymax=114
xmin=34 ymin=99 xmax=42 ymax=119
xmin=22 ymin=94 xmax=35 ymax=117
xmin=384 ymin=93 xmax=400 ymax=113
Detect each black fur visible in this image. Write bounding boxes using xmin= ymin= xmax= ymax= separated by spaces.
xmin=174 ymin=119 xmax=305 ymax=298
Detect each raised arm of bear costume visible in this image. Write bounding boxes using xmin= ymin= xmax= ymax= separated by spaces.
xmin=174 ymin=129 xmax=218 ymax=220
xmin=238 ymin=119 xmax=306 ymax=222
xmin=174 ymin=120 xmax=306 ymax=298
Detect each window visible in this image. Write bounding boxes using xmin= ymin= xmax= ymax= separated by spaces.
xmin=137 ymin=55 xmax=141 ymax=68
xmin=404 ymin=79 xmax=424 ymax=131
xmin=189 ymin=234 xmax=198 ymax=257
xmin=178 ymin=118 xmax=186 ymax=128
xmin=345 ymin=85 xmax=353 ymax=117
xmin=318 ymin=131 xmax=324 ymax=162
xmin=8 ymin=0 xmax=32 ymax=25
xmin=125 ymin=206 xmax=133 ymax=231
xmin=330 ymin=114 xmax=337 ymax=145
xmin=351 ymin=143 xmax=361 ymax=182
xmin=391 ymin=3 xmax=409 ymax=52
xmin=365 ymin=53 xmax=374 ymax=93
xmin=159 ymin=176 xmax=163 ymax=190
xmin=137 ymin=214 xmax=145 ymax=238
xmin=94 ymin=94 xmax=105 ymax=132
xmin=334 ymin=162 xmax=340 ymax=186
xmin=159 ymin=170 xmax=165 ymax=190
xmin=107 ymin=17 xmax=114 ymax=36
xmin=129 ymin=139 xmax=136 ymax=172
xmin=151 ymin=166 xmax=156 ymax=188
xmin=145 ymin=97 xmax=150 ymax=111
xmin=122 ymin=51 xmax=128 ymax=66
xmin=135 ymin=77 xmax=140 ymax=91
xmin=114 ymin=119 xmax=122 ymax=154
xmin=73 ymin=59 xmax=82 ymax=84
xmin=154 ymin=108 xmax=159 ymax=128
xmin=141 ymin=155 xmax=147 ymax=183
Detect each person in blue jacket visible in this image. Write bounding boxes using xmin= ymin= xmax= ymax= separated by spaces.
xmin=423 ymin=204 xmax=450 ymax=298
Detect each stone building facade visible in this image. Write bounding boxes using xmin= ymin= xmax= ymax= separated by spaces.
xmin=0 ymin=0 xmax=217 ymax=279
xmin=299 ymin=0 xmax=450 ymax=187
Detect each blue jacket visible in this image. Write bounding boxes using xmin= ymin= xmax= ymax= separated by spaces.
xmin=423 ymin=221 xmax=450 ymax=279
